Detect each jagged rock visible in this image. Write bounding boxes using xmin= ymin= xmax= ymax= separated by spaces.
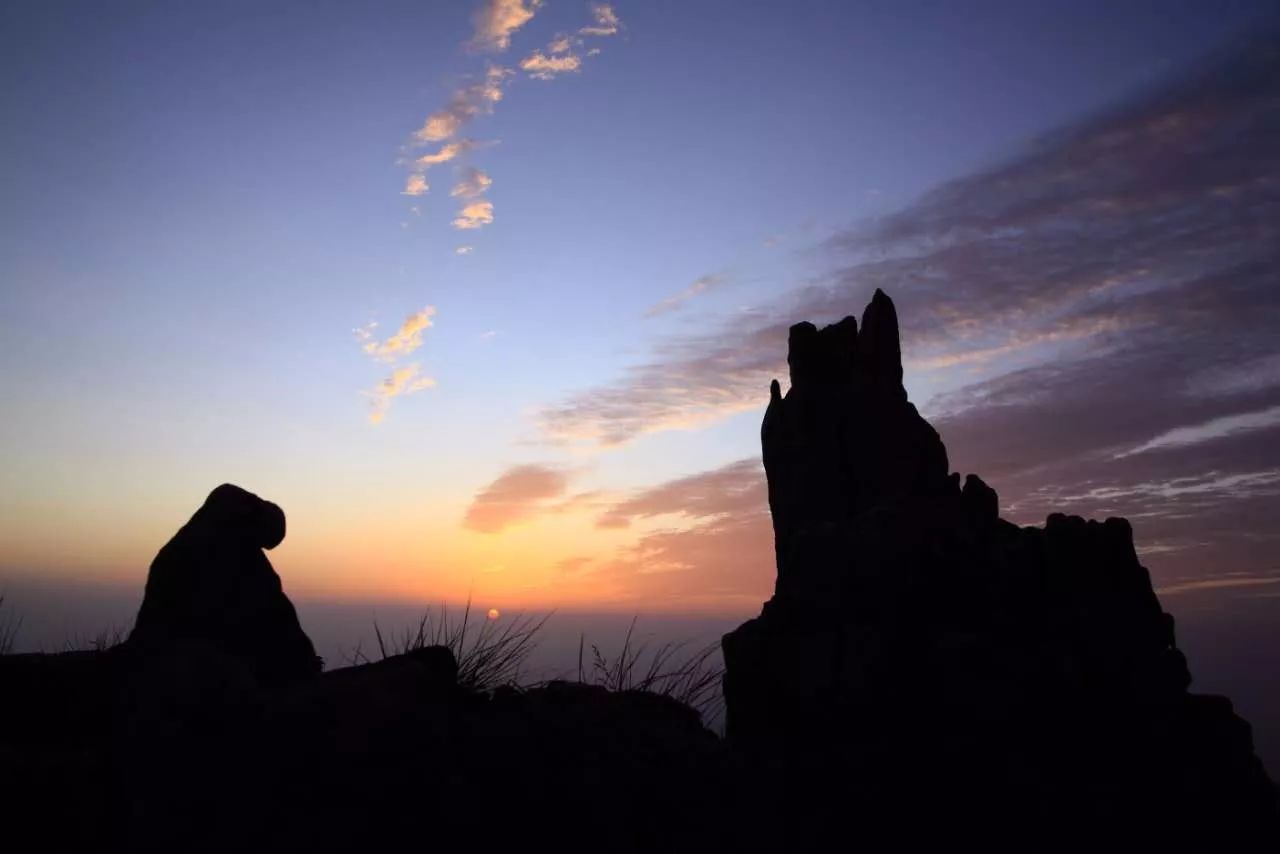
xmin=129 ymin=483 xmax=320 ymax=684
xmin=725 ymin=290 xmax=1279 ymax=848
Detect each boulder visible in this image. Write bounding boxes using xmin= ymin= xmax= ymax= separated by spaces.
xmin=129 ymin=483 xmax=320 ymax=685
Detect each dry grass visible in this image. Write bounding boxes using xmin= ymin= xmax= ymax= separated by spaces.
xmin=64 ymin=626 xmax=129 ymax=653
xmin=579 ymin=617 xmax=725 ymax=726
xmin=350 ymin=600 xmax=549 ymax=693
xmin=0 ymin=595 xmax=19 ymax=655
xmin=345 ymin=607 xmax=725 ymax=726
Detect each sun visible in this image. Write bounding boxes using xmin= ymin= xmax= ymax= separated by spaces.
xmin=486 ymin=608 xmax=500 ymax=620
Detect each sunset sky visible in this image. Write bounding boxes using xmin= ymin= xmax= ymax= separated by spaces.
xmin=2 ymin=1 xmax=1279 ymax=751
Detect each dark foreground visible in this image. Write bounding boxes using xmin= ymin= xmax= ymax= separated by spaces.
xmin=3 ymin=292 xmax=1277 ymax=852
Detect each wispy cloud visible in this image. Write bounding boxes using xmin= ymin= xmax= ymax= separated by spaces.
xmin=587 ymin=459 xmax=774 ymax=608
xmin=414 ymin=66 xmax=510 ymax=143
xmin=469 ymin=0 xmax=542 ymax=54
xmin=453 ymin=199 xmax=495 ymax=230
xmin=355 ymin=307 xmax=440 ymax=423
xmin=1156 ymin=575 xmax=1280 ymax=597
xmin=518 ymin=4 xmax=620 ymax=80
xmin=520 ymin=51 xmax=582 ymax=80
xmin=579 ymin=4 xmax=621 ymax=37
xmin=456 ymin=245 xmax=475 ymax=255
xmin=401 ymin=174 xmax=429 ymax=196
xmin=415 ymin=139 xmax=474 ymax=170
xmin=464 ymin=463 xmax=570 ymax=532
xmin=538 ymin=36 xmax=1280 ymax=452
xmin=533 ymin=36 xmax=1280 ymax=601
xmin=645 ymin=274 xmax=725 ymax=317
xmin=1117 ymin=406 xmax=1280 ymax=458
xmin=356 ymin=307 xmax=437 ymax=362
xmin=366 ymin=363 xmax=437 ymax=425
xmin=401 ymin=2 xmax=624 ymax=233
xmin=451 ymin=167 xmax=494 ymax=199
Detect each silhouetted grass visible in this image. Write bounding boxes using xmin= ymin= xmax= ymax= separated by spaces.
xmin=64 ymin=626 xmax=128 ymax=653
xmin=578 ymin=617 xmax=725 ymax=726
xmin=0 ymin=595 xmax=19 ymax=655
xmin=352 ymin=600 xmax=550 ymax=692
xmin=346 ymin=607 xmax=725 ymax=726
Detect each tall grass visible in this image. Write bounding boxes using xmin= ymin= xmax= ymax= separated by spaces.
xmin=579 ymin=617 xmax=725 ymax=726
xmin=346 ymin=606 xmax=725 ymax=726
xmin=64 ymin=626 xmax=128 ymax=653
xmin=352 ymin=600 xmax=549 ymax=693
xmin=0 ymin=595 xmax=19 ymax=655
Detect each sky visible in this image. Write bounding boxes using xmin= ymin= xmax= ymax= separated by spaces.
xmin=2 ymin=0 xmax=1279 ymax=760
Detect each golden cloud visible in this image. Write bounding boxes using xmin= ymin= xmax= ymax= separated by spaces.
xmin=469 ymin=0 xmax=542 ymax=53
xmin=453 ymin=199 xmax=495 ymax=230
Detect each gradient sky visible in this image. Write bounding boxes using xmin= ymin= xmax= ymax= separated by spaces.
xmin=3 ymin=1 xmax=1279 ymax=749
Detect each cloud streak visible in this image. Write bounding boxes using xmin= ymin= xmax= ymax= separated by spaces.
xmin=469 ymin=0 xmax=542 ymax=54
xmin=451 ymin=167 xmax=493 ymax=199
xmin=464 ymin=464 xmax=570 ymax=533
xmin=579 ymin=4 xmax=621 ymax=37
xmin=539 ymin=36 xmax=1280 ymax=452
xmin=367 ymin=364 xmax=437 ymax=425
xmin=535 ymin=35 xmax=1280 ymax=603
xmin=645 ymin=274 xmax=725 ymax=317
xmin=355 ymin=307 xmax=439 ymax=423
xmin=356 ymin=307 xmax=437 ymax=362
xmin=401 ymin=2 xmax=624 ymax=233
xmin=415 ymin=140 xmax=474 ymax=170
xmin=414 ymin=66 xmax=509 ymax=143
xmin=520 ymin=51 xmax=582 ymax=80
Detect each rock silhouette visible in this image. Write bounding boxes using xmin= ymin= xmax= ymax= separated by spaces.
xmin=129 ymin=483 xmax=320 ymax=684
xmin=725 ymin=288 xmax=1278 ymax=849
xmin=2 ymin=294 xmax=1278 ymax=852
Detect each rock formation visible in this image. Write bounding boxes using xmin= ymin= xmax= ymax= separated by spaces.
xmin=3 ymin=305 xmax=1277 ymax=851
xmin=723 ymin=289 xmax=1278 ymax=848
xmin=129 ymin=483 xmax=320 ymax=684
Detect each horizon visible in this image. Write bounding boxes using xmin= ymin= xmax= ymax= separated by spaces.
xmin=3 ymin=0 xmax=1280 ymax=772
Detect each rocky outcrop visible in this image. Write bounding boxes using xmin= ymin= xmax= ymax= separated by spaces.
xmin=130 ymin=483 xmax=320 ymax=684
xmin=3 ymin=305 xmax=1277 ymax=850
xmin=723 ymin=289 xmax=1278 ymax=848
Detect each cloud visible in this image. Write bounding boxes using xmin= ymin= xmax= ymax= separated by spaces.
xmin=414 ymin=66 xmax=510 ymax=143
xmin=451 ymin=167 xmax=494 ymax=199
xmin=548 ymin=35 xmax=573 ymax=54
xmin=579 ymin=4 xmax=621 ymax=37
xmin=538 ymin=36 xmax=1280 ymax=453
xmin=356 ymin=307 xmax=437 ymax=362
xmin=415 ymin=139 xmax=474 ymax=170
xmin=645 ymin=274 xmax=725 ymax=317
xmin=596 ymin=459 xmax=765 ymax=529
xmin=464 ymin=464 xmax=571 ymax=532
xmin=1156 ymin=575 xmax=1280 ymax=597
xmin=1117 ymin=405 xmax=1280 ymax=458
xmin=453 ymin=199 xmax=495 ymax=230
xmin=401 ymin=174 xmax=429 ymax=196
xmin=367 ymin=363 xmax=437 ymax=424
xmin=535 ymin=35 xmax=1280 ymax=602
xmin=456 ymin=245 xmax=475 ymax=255
xmin=521 ymin=51 xmax=582 ymax=80
xmin=586 ymin=459 xmax=774 ymax=608
xmin=469 ymin=0 xmax=542 ymax=53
